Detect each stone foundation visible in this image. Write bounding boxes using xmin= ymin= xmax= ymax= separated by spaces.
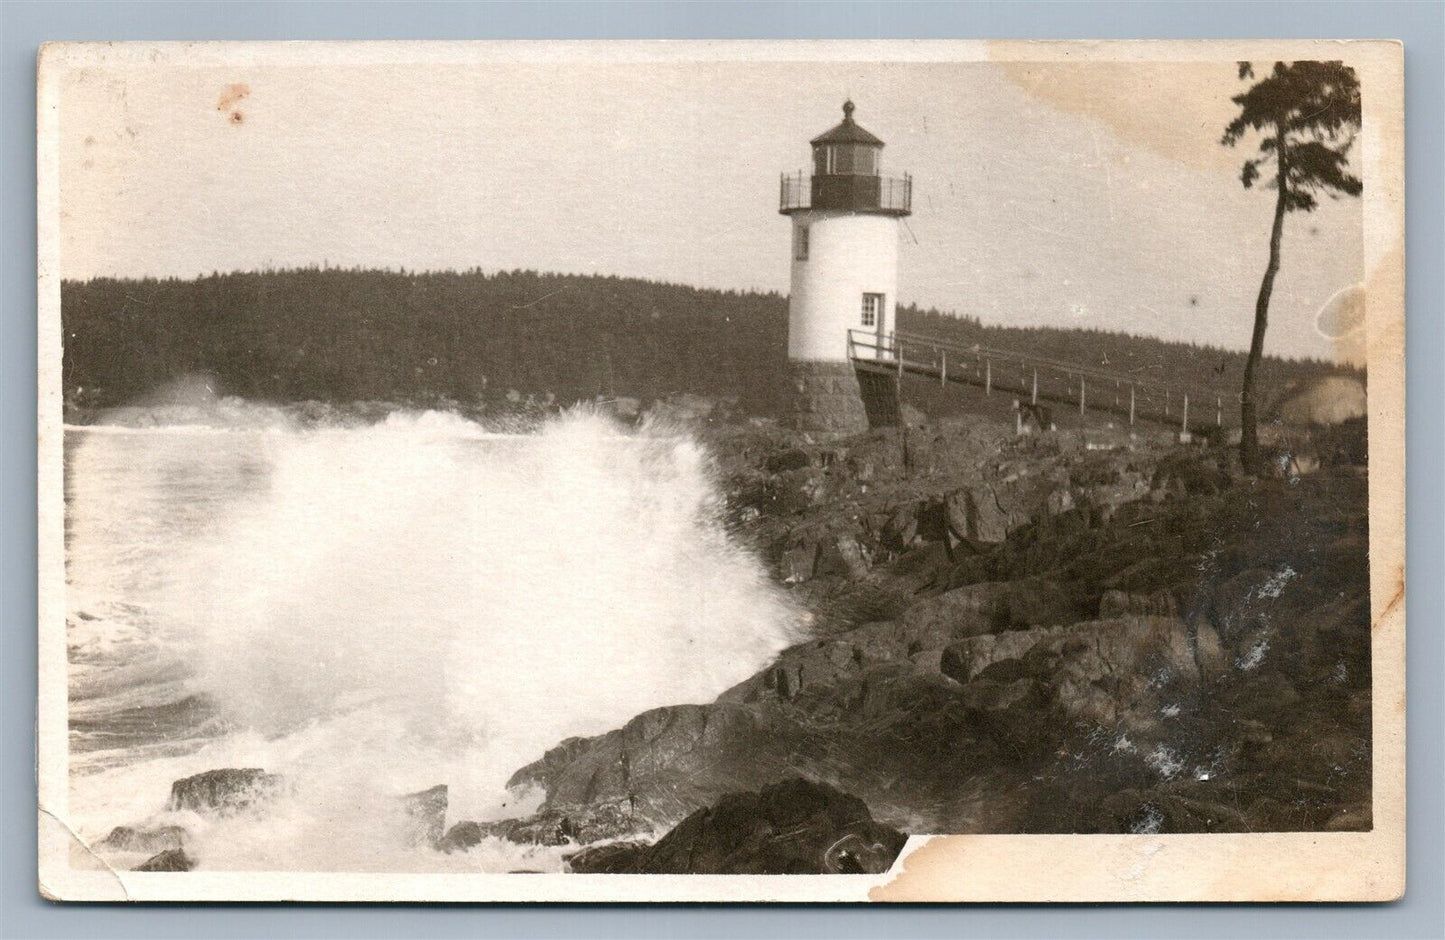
xmin=787 ymin=360 xmax=870 ymax=436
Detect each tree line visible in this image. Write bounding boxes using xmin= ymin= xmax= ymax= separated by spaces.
xmin=61 ymin=266 xmax=1351 ymax=419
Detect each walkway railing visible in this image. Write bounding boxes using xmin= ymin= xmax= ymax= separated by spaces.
xmin=847 ymin=328 xmax=1239 ymax=432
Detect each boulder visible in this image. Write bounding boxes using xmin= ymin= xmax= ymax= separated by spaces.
xmin=943 ymin=616 xmax=1200 ymax=729
xmin=565 ymin=840 xmax=652 ymax=873
xmin=97 ymin=824 xmax=188 ymax=854
xmin=437 ymin=820 xmax=483 ymax=853
xmin=133 ymin=848 xmax=195 ymax=872
xmin=1046 ymin=616 xmax=1200 ymax=726
xmin=941 ymin=628 xmax=1055 ymax=685
xmin=168 ymin=768 xmax=284 ymax=815
xmin=567 ymin=778 xmax=906 ymax=875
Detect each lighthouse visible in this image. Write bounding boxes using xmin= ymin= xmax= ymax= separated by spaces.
xmin=779 ymin=100 xmax=912 ymax=434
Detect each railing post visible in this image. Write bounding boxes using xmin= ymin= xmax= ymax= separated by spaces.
xmin=1080 ymin=377 xmax=1086 ymax=416
xmin=940 ymin=350 xmax=947 ymax=386
xmin=897 ymin=340 xmax=904 ymax=377
xmin=1181 ymin=394 xmax=1189 ymax=436
xmin=1165 ymin=388 xmax=1171 ymax=417
xmin=1129 ymin=384 xmax=1136 ymax=426
xmin=1031 ymin=369 xmax=1038 ymax=405
xmin=985 ymin=359 xmax=992 ymax=396
xmin=1216 ymin=395 xmax=1222 ymax=427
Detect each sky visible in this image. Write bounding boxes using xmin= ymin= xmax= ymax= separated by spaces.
xmin=57 ymin=55 xmax=1365 ymax=362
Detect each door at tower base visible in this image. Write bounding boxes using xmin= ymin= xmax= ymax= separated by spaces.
xmin=786 ymin=360 xmax=870 ymax=435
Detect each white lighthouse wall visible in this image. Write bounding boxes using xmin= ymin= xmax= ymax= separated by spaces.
xmin=787 ymin=211 xmax=899 ymax=362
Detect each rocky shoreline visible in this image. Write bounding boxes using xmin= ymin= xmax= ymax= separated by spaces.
xmin=107 ymin=414 xmax=1371 ymax=874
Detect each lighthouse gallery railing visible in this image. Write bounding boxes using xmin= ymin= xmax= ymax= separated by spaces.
xmin=779 ymin=172 xmax=912 ymax=214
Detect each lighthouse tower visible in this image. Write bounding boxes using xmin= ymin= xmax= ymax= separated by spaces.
xmin=779 ymin=100 xmax=912 ymax=434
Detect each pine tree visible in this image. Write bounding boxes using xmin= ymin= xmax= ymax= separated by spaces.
xmin=1222 ymin=61 xmax=1362 ymax=472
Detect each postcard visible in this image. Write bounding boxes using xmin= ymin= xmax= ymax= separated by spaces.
xmin=37 ymin=39 xmax=1405 ymax=902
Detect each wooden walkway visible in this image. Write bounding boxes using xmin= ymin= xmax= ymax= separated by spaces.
xmin=848 ymin=329 xmax=1238 ymax=432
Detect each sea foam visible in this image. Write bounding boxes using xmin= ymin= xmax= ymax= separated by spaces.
xmin=66 ymin=405 xmax=801 ymax=870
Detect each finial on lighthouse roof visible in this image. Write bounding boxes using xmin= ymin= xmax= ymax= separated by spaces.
xmin=810 ymin=100 xmax=884 ymax=146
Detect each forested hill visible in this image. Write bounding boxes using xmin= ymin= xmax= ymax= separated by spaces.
xmin=61 ymin=268 xmax=1351 ymax=416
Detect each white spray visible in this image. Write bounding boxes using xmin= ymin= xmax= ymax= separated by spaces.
xmin=65 ymin=406 xmax=802 ymax=870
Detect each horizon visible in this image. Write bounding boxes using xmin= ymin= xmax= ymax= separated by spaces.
xmin=58 ymin=57 xmax=1364 ymax=363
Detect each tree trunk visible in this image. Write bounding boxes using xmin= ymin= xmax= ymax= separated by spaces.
xmin=1240 ymin=129 xmax=1289 ymax=473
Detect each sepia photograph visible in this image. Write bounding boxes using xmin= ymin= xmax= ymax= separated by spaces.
xmin=36 ymin=39 xmax=1405 ymax=903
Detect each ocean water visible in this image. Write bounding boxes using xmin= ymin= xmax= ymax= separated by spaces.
xmin=64 ymin=409 xmax=801 ymax=871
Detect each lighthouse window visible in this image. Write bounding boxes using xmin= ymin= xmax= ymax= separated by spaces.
xmin=861 ymin=293 xmax=883 ymax=327
xmin=794 ymin=225 xmax=809 ymax=261
xmin=815 ymin=144 xmax=879 ymax=176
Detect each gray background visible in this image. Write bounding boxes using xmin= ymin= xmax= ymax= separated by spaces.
xmin=2 ymin=2 xmax=1440 ymax=937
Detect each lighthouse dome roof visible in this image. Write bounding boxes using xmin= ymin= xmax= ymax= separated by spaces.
xmin=809 ymin=100 xmax=885 ymax=147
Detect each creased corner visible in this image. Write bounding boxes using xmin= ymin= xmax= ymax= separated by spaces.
xmin=39 ymin=803 xmax=131 ymax=902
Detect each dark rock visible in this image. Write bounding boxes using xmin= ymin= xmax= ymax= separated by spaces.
xmin=815 ymin=534 xmax=870 ymax=580
xmin=881 ymin=504 xmax=920 ymax=551
xmin=1151 ymin=451 xmax=1227 ymax=498
xmin=97 ymin=825 xmax=188 ymax=854
xmin=775 ymin=468 xmax=828 ymax=512
xmin=569 ymin=779 xmax=906 ymax=875
xmin=507 ymin=703 xmax=783 ymax=838
xmin=766 ymin=448 xmax=811 ymax=474
xmin=168 ymin=768 xmax=284 ymax=815
xmin=133 ymin=848 xmax=195 ymax=872
xmin=438 ymin=820 xmax=482 ymax=853
xmin=941 ymin=628 xmax=1051 ymax=685
xmin=779 ymin=539 xmax=818 ymax=583
xmin=959 ymin=676 xmax=1040 ymax=713
xmin=899 ymin=578 xmax=1075 ymax=647
xmin=439 ymin=809 xmax=630 ymax=850
xmin=508 ymin=428 xmax=1373 ymax=840
xmin=953 ymin=486 xmax=1013 ymax=543
xmin=565 ymin=840 xmax=652 ymax=874
xmin=943 ymin=616 xmax=1199 ymax=729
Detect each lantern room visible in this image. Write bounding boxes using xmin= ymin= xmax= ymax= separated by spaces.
xmin=780 ymin=100 xmax=911 ymax=216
